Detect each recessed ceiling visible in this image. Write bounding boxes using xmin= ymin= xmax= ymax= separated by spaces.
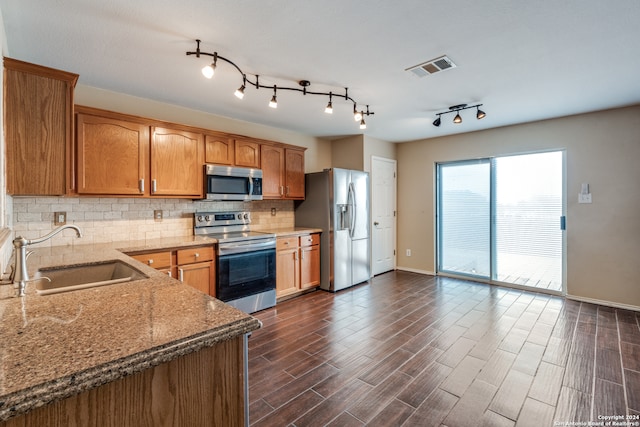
xmin=1 ymin=1 xmax=639 ymax=143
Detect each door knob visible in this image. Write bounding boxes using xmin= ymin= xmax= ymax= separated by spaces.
xmin=374 ymin=221 xmax=379 ymax=226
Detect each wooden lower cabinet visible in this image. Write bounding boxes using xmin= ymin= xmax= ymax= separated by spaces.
xmin=177 ymin=247 xmax=215 ymax=297
xmin=276 ymin=233 xmax=320 ymax=299
xmin=129 ymin=246 xmax=215 ymax=297
xmin=0 ymin=336 xmax=246 ymax=427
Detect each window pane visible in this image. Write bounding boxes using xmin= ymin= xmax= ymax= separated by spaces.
xmin=494 ymin=152 xmax=563 ymax=291
xmin=439 ymin=161 xmax=490 ymax=277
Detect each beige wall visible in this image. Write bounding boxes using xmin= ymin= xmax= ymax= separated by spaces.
xmin=74 ymin=85 xmax=332 ymax=173
xmin=331 ymin=135 xmax=364 ymax=170
xmin=397 ymin=105 xmax=640 ymax=308
xmin=331 ymin=134 xmax=397 ymax=172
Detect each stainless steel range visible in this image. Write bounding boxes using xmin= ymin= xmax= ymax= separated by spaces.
xmin=194 ymin=211 xmax=276 ymax=313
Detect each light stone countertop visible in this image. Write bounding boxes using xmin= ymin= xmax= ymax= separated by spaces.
xmin=0 ymin=236 xmax=261 ymax=422
xmin=267 ymin=227 xmax=323 ymax=237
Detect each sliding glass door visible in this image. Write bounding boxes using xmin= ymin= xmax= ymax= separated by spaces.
xmin=437 ymin=151 xmax=564 ymax=292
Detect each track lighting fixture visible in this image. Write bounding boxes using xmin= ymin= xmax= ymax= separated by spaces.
xmin=325 ymin=92 xmax=333 ymax=114
xmin=269 ymin=86 xmax=278 ymax=108
xmin=186 ymin=39 xmax=375 ymax=128
xmin=432 ymin=103 xmax=486 ymax=127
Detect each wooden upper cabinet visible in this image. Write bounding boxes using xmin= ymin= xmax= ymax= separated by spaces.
xmin=261 ymin=145 xmax=306 ymax=199
xmin=151 ymin=127 xmax=203 ymax=197
xmin=4 ymin=58 xmax=78 ymax=195
xmin=76 ymin=114 xmax=148 ymax=195
xmin=284 ymin=148 xmax=305 ymax=199
xmin=205 ymin=133 xmax=234 ymax=165
xmin=261 ymin=144 xmax=285 ymax=198
xmin=234 ymin=138 xmax=260 ymax=168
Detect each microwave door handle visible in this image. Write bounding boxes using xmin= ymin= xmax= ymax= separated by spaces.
xmin=248 ymin=177 xmax=254 ymax=197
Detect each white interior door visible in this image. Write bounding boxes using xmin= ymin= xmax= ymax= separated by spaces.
xmin=371 ymin=156 xmax=397 ymax=275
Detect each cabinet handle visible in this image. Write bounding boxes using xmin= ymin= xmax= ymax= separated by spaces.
xmin=167 ymin=270 xmax=172 ymax=278
xmin=148 ymin=259 xmax=154 ymax=265
xmin=194 ymin=253 xmax=200 ymax=259
xmin=280 ymin=186 xmax=284 ymax=195
xmin=301 ymin=249 xmax=305 ymax=260
xmin=152 ymin=179 xmax=157 ymax=193
xmin=294 ymin=251 xmax=298 ymax=261
xmin=286 ymin=186 xmax=290 ymax=195
xmin=179 ymin=268 xmax=184 ymax=282
xmin=139 ymin=178 xmax=145 ymax=193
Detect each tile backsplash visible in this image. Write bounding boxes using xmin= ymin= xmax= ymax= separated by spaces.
xmin=12 ymin=197 xmax=295 ymax=247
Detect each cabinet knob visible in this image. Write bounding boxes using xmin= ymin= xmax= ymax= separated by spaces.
xmin=194 ymin=253 xmax=200 ymax=258
xmin=148 ymin=259 xmax=154 ymax=265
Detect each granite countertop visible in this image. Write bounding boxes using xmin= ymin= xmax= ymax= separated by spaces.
xmin=266 ymin=227 xmax=323 ymax=237
xmin=0 ymin=237 xmax=261 ymax=422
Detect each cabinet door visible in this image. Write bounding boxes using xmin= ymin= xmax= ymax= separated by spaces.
xmin=234 ymin=139 xmax=260 ymax=168
xmin=276 ymin=247 xmax=299 ymax=298
xmin=179 ymin=261 xmax=214 ymax=296
xmin=300 ymin=245 xmax=320 ymax=290
xmin=4 ymin=58 xmax=78 ymax=195
xmin=151 ymin=127 xmax=203 ymax=197
xmin=205 ymin=133 xmax=234 ymax=165
xmin=77 ymin=114 xmax=148 ymax=195
xmin=260 ymin=145 xmax=285 ymax=199
xmin=285 ymin=148 xmax=305 ymax=199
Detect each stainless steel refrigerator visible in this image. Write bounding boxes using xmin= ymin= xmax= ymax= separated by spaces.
xmin=295 ymin=168 xmax=370 ymax=291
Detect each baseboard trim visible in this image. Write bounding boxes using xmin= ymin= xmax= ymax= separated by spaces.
xmin=566 ymin=294 xmax=640 ymax=312
xmin=396 ymin=267 xmax=436 ymax=276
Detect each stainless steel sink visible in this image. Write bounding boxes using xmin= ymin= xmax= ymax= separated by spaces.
xmin=34 ymin=260 xmax=149 ymax=295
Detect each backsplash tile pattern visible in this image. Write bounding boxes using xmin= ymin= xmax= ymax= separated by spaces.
xmin=12 ymin=197 xmax=295 ymax=247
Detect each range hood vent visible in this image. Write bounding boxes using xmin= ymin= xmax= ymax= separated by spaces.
xmin=406 ymin=55 xmax=457 ymax=78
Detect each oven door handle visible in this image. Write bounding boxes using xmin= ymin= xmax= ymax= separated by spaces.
xmin=218 ymin=240 xmax=276 ymax=255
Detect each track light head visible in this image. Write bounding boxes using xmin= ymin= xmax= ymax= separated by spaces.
xmin=453 ymin=113 xmax=462 ymax=124
xmin=269 ymin=86 xmax=278 ymax=108
xmin=359 ymin=117 xmax=366 ymax=130
xmin=234 ymin=84 xmax=245 ymax=99
xmin=354 ymin=106 xmax=362 ymax=122
xmin=325 ymin=93 xmax=333 ymax=114
xmin=476 ymin=107 xmax=486 ymax=120
xmin=201 ymin=63 xmax=215 ymax=79
xmin=433 ymin=116 xmax=441 ymax=127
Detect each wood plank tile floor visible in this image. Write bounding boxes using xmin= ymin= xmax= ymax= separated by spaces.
xmin=248 ymin=271 xmax=640 ymax=427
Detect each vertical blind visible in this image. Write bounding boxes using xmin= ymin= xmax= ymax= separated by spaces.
xmin=437 ymin=151 xmax=563 ymax=291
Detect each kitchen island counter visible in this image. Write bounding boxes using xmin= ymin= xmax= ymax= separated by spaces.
xmin=0 ymin=239 xmax=260 ymax=423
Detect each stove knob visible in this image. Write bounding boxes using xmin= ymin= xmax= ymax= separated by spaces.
xmin=244 ymin=213 xmax=250 ymax=220
xmin=197 ymin=215 xmax=203 ymax=222
xmin=237 ymin=213 xmax=243 ymax=220
xmin=205 ymin=215 xmax=210 ymax=221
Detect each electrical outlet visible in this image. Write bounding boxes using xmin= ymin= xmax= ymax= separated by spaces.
xmin=54 ymin=211 xmax=67 ymax=225
xmin=154 ymin=210 xmax=163 ymax=221
xmin=271 ymin=208 xmax=277 ymax=216
xmin=578 ymin=193 xmax=592 ymax=204
xmin=406 ymin=249 xmax=412 ymax=257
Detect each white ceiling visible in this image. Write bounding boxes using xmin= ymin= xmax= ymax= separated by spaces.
xmin=1 ymin=0 xmax=639 ymax=143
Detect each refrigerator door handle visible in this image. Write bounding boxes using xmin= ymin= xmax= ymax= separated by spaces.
xmin=348 ymin=182 xmax=356 ymax=238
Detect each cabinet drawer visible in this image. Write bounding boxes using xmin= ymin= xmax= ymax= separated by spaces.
xmin=177 ymin=246 xmax=214 ymax=265
xmin=277 ymin=237 xmax=298 ymax=251
xmin=130 ymin=251 xmax=172 ymax=269
xmin=299 ymin=233 xmax=320 ymax=247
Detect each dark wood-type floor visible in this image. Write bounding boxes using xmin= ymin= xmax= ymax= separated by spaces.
xmin=248 ymin=271 xmax=640 ymax=427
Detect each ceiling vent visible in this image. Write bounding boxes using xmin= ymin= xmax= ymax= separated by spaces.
xmin=406 ymin=55 xmax=456 ymax=78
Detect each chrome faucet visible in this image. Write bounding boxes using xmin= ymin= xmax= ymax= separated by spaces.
xmin=12 ymin=224 xmax=83 ymax=297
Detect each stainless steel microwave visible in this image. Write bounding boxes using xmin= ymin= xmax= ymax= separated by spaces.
xmin=204 ymin=165 xmax=263 ymax=201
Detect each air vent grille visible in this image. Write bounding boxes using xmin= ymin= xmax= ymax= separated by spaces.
xmin=406 ymin=55 xmax=456 ymax=78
